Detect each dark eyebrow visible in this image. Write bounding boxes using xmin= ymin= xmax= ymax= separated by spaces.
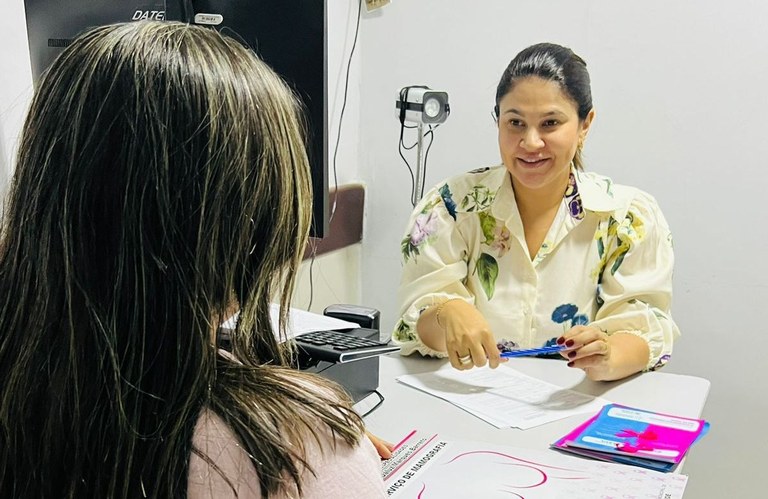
xmin=502 ymin=108 xmax=567 ymax=118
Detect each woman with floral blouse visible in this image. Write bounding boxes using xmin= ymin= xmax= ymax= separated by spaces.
xmin=394 ymin=43 xmax=679 ymax=381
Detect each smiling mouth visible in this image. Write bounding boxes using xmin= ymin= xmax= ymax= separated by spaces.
xmin=517 ymin=157 xmax=550 ymax=168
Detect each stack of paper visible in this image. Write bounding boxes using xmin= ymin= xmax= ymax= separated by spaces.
xmin=552 ymin=403 xmax=710 ymax=472
xmin=383 ymin=430 xmax=689 ymax=498
xmin=396 ymin=364 xmax=608 ymax=429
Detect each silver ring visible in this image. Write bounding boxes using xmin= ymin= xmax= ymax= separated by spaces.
xmin=458 ymin=354 xmax=472 ymax=364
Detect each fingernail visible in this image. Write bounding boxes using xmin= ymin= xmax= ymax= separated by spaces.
xmin=567 ymin=361 xmax=574 ymax=367
xmin=556 ymin=337 xmax=565 ymax=345
xmin=565 ymin=339 xmax=575 ymax=347
xmin=568 ymin=351 xmax=577 ymax=358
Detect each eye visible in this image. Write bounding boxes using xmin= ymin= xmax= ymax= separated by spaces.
xmin=542 ymin=119 xmax=560 ymax=127
xmin=507 ymin=119 xmax=525 ymax=128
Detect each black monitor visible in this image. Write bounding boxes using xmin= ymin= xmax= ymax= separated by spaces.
xmin=23 ymin=0 xmax=329 ymax=238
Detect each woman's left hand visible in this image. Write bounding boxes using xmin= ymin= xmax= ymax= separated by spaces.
xmin=557 ymin=326 xmax=612 ymax=379
xmin=558 ymin=326 xmax=650 ymax=381
xmin=366 ymin=430 xmax=394 ymax=459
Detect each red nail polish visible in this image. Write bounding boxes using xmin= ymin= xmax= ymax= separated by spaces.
xmin=567 ymin=361 xmax=574 ymax=367
xmin=568 ymin=351 xmax=577 ymax=358
xmin=556 ymin=337 xmax=565 ymax=345
xmin=565 ymin=339 xmax=575 ymax=347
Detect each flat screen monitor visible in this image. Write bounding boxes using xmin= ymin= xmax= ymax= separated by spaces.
xmin=23 ymin=0 xmax=329 ymax=238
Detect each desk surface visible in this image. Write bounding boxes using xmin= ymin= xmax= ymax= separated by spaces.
xmin=364 ymin=354 xmax=710 ymax=457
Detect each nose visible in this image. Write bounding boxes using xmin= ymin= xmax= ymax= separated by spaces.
xmin=520 ymin=128 xmax=544 ymax=150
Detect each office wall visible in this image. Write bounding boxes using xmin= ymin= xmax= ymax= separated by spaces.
xmin=357 ymin=1 xmax=766 ymax=497
xmin=0 ymin=1 xmax=33 ymax=201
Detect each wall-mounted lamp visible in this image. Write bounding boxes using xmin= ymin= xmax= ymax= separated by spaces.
xmin=395 ymin=87 xmax=450 ymax=125
xmin=395 ymin=86 xmax=450 ymax=205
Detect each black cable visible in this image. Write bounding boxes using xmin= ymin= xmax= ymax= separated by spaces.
xmin=307 ymin=0 xmax=362 ymax=311
xmin=328 ymin=0 xmax=362 ymax=227
xmin=399 ymin=124 xmax=436 ymax=207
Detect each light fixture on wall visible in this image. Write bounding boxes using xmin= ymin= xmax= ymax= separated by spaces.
xmin=396 ymin=86 xmax=450 ymax=206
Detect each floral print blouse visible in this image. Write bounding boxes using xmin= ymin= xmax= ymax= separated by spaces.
xmin=394 ymin=165 xmax=679 ymax=371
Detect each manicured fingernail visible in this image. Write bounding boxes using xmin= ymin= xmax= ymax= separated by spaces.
xmin=556 ymin=337 xmax=565 ymax=345
xmin=568 ymin=351 xmax=577 ymax=358
xmin=565 ymin=339 xmax=575 ymax=347
xmin=567 ymin=361 xmax=574 ymax=367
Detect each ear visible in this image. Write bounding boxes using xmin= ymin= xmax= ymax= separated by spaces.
xmin=579 ymin=108 xmax=596 ymax=141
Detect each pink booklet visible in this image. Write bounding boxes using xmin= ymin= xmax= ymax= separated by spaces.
xmin=552 ymin=403 xmax=709 ymax=471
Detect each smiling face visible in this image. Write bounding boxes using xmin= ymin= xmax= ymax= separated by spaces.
xmin=497 ymin=76 xmax=594 ymax=196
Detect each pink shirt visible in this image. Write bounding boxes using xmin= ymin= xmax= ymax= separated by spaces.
xmin=188 ymin=408 xmax=386 ymax=498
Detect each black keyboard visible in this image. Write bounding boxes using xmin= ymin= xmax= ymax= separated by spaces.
xmin=295 ymin=328 xmax=400 ymax=363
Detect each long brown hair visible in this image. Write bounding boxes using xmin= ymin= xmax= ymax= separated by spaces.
xmin=0 ymin=21 xmax=363 ymax=498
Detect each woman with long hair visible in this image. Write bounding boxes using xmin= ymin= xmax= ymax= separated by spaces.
xmin=0 ymin=21 xmax=385 ymax=498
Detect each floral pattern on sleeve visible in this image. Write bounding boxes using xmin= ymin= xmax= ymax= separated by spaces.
xmin=592 ymin=211 xmax=647 ymax=281
xmin=393 ymin=319 xmax=417 ymax=343
xmin=401 ymin=184 xmax=459 ymax=263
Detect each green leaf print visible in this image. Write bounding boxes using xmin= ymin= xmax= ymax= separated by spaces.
xmin=460 ymin=185 xmax=496 ymax=212
xmin=400 ymin=236 xmax=420 ymax=262
xmin=610 ymin=250 xmax=626 ymax=275
xmin=477 ymin=212 xmax=497 ymax=245
xmin=393 ymin=319 xmax=417 ymax=342
xmin=475 ymin=252 xmax=499 ymax=300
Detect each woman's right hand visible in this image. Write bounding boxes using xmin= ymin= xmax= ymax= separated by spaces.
xmin=429 ymin=300 xmax=502 ymax=370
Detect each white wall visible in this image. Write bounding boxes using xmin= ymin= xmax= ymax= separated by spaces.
xmin=358 ymin=1 xmax=767 ymax=497
xmin=0 ymin=1 xmax=33 ymax=200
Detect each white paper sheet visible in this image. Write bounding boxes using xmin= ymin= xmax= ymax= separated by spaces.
xmin=383 ymin=431 xmax=688 ymax=498
xmin=221 ymin=304 xmax=359 ymax=340
xmin=396 ymin=364 xmax=608 ymax=429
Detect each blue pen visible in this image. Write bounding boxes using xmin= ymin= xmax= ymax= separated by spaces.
xmin=499 ymin=344 xmax=569 ymax=358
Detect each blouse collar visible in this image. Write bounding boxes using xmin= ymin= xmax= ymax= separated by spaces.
xmin=491 ymin=165 xmax=621 ymax=225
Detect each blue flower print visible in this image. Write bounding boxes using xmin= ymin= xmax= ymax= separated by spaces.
xmin=551 ymin=304 xmax=578 ymax=324
xmin=439 ymin=184 xmax=457 ymax=220
xmin=551 ymin=303 xmax=590 ymax=332
xmin=572 ymin=314 xmax=589 ymax=326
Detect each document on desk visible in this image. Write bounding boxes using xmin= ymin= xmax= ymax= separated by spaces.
xmin=396 ymin=364 xmax=609 ymax=429
xmin=382 ymin=430 xmax=688 ymax=498
xmin=220 ymin=304 xmax=359 ymax=340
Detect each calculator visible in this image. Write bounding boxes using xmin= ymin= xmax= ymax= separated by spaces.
xmin=295 ymin=328 xmax=400 ymax=363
